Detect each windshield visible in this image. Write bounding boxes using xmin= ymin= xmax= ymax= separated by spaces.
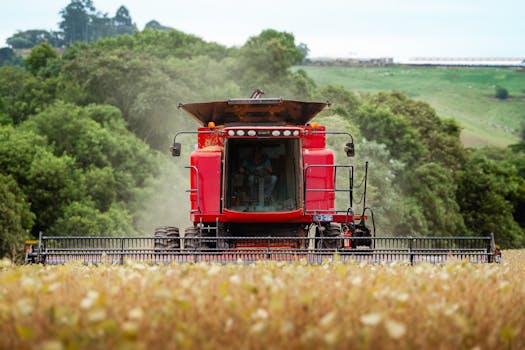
xmin=225 ymin=138 xmax=301 ymax=212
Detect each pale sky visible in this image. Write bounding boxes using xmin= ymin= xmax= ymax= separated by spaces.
xmin=1 ymin=0 xmax=523 ymax=60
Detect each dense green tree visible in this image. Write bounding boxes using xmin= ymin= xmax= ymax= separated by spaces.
xmin=6 ymin=36 xmax=32 ymax=49
xmin=407 ymin=163 xmax=467 ymax=236
xmin=354 ymin=102 xmax=426 ymax=165
xmin=317 ymin=85 xmax=360 ymax=117
xmin=0 ymin=174 xmax=34 ymax=258
xmin=469 ymin=147 xmax=525 ymax=229
xmin=144 ymin=20 xmax=173 ymax=32
xmin=457 ymin=152 xmax=525 ymax=247
xmin=364 ymin=91 xmax=465 ymax=169
xmin=297 ymin=43 xmax=310 ymax=62
xmin=112 ymin=6 xmax=136 ymax=36
xmin=49 ymin=201 xmax=133 ymax=236
xmin=6 ymin=30 xmax=64 ymax=49
xmin=24 ymin=43 xmax=58 ymax=75
xmin=85 ymin=6 xmax=136 ymax=41
xmin=0 ymin=125 xmax=50 ymax=185
xmin=0 ymin=98 xmax=9 ymax=125
xmin=288 ymin=69 xmax=317 ymax=100
xmin=0 ymin=100 xmax=160 ymax=241
xmin=61 ymin=46 xmax=203 ymax=148
xmin=0 ymin=66 xmax=57 ymax=124
xmin=243 ymin=29 xmax=305 ymax=72
xmin=84 ymin=166 xmax=116 ymax=212
xmin=22 ymin=102 xmax=159 ymax=200
xmin=22 ymin=102 xmax=116 ymax=168
xmin=61 ymin=34 xmax=316 ymax=147
xmin=0 ymin=125 xmax=84 ymax=235
xmin=26 ymin=152 xmax=84 ymax=234
xmin=235 ymin=29 xmax=306 ymax=87
xmin=353 ymin=141 xmax=410 ymax=235
xmin=86 ymin=29 xmax=231 ymax=60
xmin=0 ymin=47 xmax=23 ymax=67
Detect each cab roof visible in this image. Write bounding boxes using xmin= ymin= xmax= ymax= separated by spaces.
xmin=178 ymin=98 xmax=328 ymax=126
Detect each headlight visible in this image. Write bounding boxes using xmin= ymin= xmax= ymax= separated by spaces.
xmin=283 ymin=130 xmax=292 ymax=136
xmin=228 ymin=130 xmax=235 ymax=136
xmin=236 ymin=130 xmax=245 ymax=136
xmin=272 ymin=130 xmax=281 ymax=136
xmin=247 ymin=130 xmax=256 ymax=136
xmin=293 ymin=130 xmax=300 ymax=136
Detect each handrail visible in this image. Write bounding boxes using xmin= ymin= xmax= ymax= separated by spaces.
xmin=304 ymin=130 xmax=354 ymax=144
xmin=303 ymin=164 xmax=354 ymax=215
xmin=173 ymin=130 xmax=220 ymax=143
xmin=185 ymin=165 xmax=201 ymax=213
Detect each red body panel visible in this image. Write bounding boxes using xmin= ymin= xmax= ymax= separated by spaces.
xmin=303 ymin=148 xmax=335 ymax=213
xmin=190 ymin=213 xmax=358 ymax=224
xmin=222 ymin=209 xmax=304 ymax=223
xmin=189 ymin=149 xmax=222 ymax=216
xmin=302 ymin=126 xmax=326 ymax=148
xmin=198 ymin=127 xmax=225 ymax=148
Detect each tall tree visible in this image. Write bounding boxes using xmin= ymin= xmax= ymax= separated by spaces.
xmin=59 ymin=0 xmax=95 ymax=44
xmin=113 ymin=6 xmax=136 ymax=36
xmin=89 ymin=14 xmax=113 ymax=42
xmin=238 ymin=29 xmax=305 ymax=80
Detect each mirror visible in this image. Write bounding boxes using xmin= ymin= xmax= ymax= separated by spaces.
xmin=344 ymin=142 xmax=355 ymax=157
xmin=171 ymin=142 xmax=181 ymax=157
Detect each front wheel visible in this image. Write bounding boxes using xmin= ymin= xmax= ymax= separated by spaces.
xmin=183 ymin=226 xmax=200 ymax=250
xmin=316 ymin=223 xmax=343 ymax=250
xmin=154 ymin=226 xmax=180 ymax=252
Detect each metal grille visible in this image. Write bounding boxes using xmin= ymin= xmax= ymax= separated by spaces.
xmin=34 ymin=236 xmax=497 ymax=265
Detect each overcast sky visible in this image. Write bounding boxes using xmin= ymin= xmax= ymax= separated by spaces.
xmin=1 ymin=0 xmax=523 ymax=59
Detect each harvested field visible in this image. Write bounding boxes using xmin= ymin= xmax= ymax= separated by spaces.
xmin=0 ymin=250 xmax=524 ymax=349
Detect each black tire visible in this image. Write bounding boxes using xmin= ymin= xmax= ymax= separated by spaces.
xmin=183 ymin=226 xmax=200 ymax=250
xmin=154 ymin=226 xmax=180 ymax=251
xmin=354 ymin=223 xmax=372 ymax=248
xmin=316 ymin=223 xmax=342 ymax=249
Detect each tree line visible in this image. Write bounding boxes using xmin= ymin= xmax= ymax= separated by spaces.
xmin=4 ymin=0 xmax=163 ymax=50
xmin=0 ymin=3 xmax=524 ymax=259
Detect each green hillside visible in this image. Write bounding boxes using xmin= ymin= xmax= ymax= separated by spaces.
xmin=298 ymin=66 xmax=525 ymax=147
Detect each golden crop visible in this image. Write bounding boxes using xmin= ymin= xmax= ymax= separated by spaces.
xmin=0 ymin=250 xmax=524 ymax=350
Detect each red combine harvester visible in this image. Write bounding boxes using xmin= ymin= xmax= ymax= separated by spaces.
xmin=159 ymin=95 xmax=372 ymax=252
xmin=25 ymin=93 xmax=501 ymax=264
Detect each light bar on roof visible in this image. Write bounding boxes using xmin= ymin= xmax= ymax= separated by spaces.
xmin=225 ymin=128 xmax=301 ymax=137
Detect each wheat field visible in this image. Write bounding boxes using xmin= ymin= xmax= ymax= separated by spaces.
xmin=0 ymin=250 xmax=524 ymax=349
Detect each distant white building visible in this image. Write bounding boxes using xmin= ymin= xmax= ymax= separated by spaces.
xmin=404 ymin=57 xmax=525 ymax=67
xmin=305 ymin=57 xmax=394 ymax=67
